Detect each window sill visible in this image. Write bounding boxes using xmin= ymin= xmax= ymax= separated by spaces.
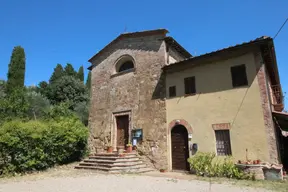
xmin=110 ymin=68 xmax=135 ymax=78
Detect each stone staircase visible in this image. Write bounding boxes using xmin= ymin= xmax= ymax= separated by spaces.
xmin=75 ymin=152 xmax=154 ymax=173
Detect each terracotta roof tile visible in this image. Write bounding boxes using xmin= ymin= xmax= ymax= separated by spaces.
xmin=163 ymin=36 xmax=272 ymax=69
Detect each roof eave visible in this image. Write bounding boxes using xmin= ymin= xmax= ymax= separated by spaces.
xmin=162 ymin=37 xmax=272 ymax=71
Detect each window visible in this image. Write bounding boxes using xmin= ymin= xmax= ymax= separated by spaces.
xmin=184 ymin=76 xmax=196 ymax=95
xmin=215 ymin=130 xmax=232 ymax=156
xmin=230 ymin=64 xmax=248 ymax=87
xmin=169 ymin=86 xmax=176 ymax=97
xmin=118 ymin=61 xmax=134 ymax=72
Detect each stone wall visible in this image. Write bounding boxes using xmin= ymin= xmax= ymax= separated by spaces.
xmin=88 ymin=34 xmax=168 ymax=169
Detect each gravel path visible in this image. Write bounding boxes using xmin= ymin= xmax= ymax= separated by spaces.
xmin=0 ymin=172 xmax=270 ymax=192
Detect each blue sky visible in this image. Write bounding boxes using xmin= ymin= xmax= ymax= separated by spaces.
xmin=0 ymin=1 xmax=287 ymax=99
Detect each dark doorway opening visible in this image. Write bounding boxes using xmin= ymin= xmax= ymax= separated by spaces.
xmin=171 ymin=125 xmax=189 ymax=171
xmin=116 ymin=115 xmax=129 ymax=148
xmin=273 ymin=112 xmax=288 ymax=172
xmin=276 ymin=127 xmax=288 ymax=171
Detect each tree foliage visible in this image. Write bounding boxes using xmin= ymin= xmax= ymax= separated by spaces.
xmin=0 ymin=80 xmax=6 ymax=98
xmin=26 ymin=90 xmax=50 ymax=120
xmin=74 ymin=101 xmax=89 ymax=126
xmin=49 ymin=64 xmax=64 ymax=84
xmin=37 ymin=81 xmax=49 ymax=96
xmin=0 ymin=48 xmax=91 ymax=176
xmin=64 ymin=63 xmax=77 ymax=77
xmin=77 ymin=66 xmax=84 ymax=82
xmin=86 ymin=71 xmax=91 ymax=91
xmin=47 ymin=76 xmax=88 ymax=108
xmin=45 ymin=102 xmax=75 ymax=120
xmin=6 ymin=46 xmax=26 ymax=93
xmin=0 ymin=89 xmax=29 ymax=124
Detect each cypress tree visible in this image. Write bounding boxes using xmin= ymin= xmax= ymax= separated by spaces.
xmin=86 ymin=71 xmax=91 ymax=91
xmin=49 ymin=64 xmax=64 ymax=84
xmin=64 ymin=63 xmax=77 ymax=77
xmin=77 ymin=66 xmax=84 ymax=82
xmin=6 ymin=46 xmax=26 ymax=93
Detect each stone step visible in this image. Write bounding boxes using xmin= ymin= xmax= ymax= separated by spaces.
xmin=75 ymin=166 xmax=153 ymax=174
xmin=75 ymin=164 xmax=147 ymax=171
xmin=91 ymin=153 xmax=137 ymax=157
xmin=89 ymin=155 xmax=138 ymax=160
xmin=94 ymin=151 xmax=137 ymax=156
xmin=79 ymin=161 xmax=144 ymax=167
xmin=84 ymin=159 xmax=143 ymax=164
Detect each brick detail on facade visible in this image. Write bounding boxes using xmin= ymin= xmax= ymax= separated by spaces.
xmin=168 ymin=119 xmax=193 ymax=134
xmin=254 ymin=51 xmax=279 ymax=164
xmin=212 ymin=123 xmax=231 ymax=130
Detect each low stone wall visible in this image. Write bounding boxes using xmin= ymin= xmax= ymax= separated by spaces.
xmin=236 ymin=164 xmax=264 ymax=180
xmin=236 ymin=164 xmax=283 ymax=180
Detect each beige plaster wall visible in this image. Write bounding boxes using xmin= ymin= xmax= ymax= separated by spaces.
xmin=166 ymin=52 xmax=270 ymax=168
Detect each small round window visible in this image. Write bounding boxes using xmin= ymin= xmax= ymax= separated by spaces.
xmin=118 ymin=61 xmax=134 ymax=72
xmin=115 ymin=55 xmax=135 ymax=73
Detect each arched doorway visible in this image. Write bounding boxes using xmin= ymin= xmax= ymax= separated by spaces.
xmin=171 ymin=125 xmax=189 ymax=170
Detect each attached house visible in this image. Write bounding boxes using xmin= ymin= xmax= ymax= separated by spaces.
xmin=87 ymin=29 xmax=287 ymax=171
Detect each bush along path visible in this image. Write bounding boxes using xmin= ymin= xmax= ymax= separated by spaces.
xmin=0 ymin=117 xmax=88 ymax=176
xmin=188 ymin=152 xmax=253 ymax=180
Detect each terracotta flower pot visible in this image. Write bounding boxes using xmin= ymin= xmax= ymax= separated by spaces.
xmin=256 ymin=159 xmax=261 ymax=164
xmin=126 ymin=146 xmax=132 ymax=153
xmin=107 ymin=146 xmax=113 ymax=153
xmin=160 ymin=169 xmax=166 ymax=173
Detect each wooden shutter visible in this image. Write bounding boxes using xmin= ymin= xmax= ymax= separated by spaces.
xmin=184 ymin=76 xmax=196 ymax=95
xmin=169 ymin=86 xmax=176 ymax=97
xmin=231 ymin=64 xmax=248 ymax=87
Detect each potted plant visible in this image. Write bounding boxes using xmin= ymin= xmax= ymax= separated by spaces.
xmin=107 ymin=145 xmax=113 ymax=153
xmin=160 ymin=168 xmax=166 ymax=173
xmin=132 ymin=145 xmax=137 ymax=150
xmin=126 ymin=143 xmax=132 ymax=153
xmin=256 ymin=159 xmax=261 ymax=164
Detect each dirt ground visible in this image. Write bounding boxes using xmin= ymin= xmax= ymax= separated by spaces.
xmin=0 ymin=163 xmax=286 ymax=192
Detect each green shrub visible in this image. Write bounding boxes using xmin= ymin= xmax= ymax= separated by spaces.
xmin=0 ymin=118 xmax=88 ymax=175
xmin=188 ymin=152 xmax=251 ymax=180
xmin=45 ymin=102 xmax=75 ymax=120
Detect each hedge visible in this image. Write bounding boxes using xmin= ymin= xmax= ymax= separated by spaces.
xmin=0 ymin=117 xmax=88 ymax=175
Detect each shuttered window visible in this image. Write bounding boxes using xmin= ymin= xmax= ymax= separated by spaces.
xmin=169 ymin=86 xmax=176 ymax=97
xmin=184 ymin=76 xmax=196 ymax=95
xmin=215 ymin=130 xmax=232 ymax=156
xmin=230 ymin=64 xmax=248 ymax=87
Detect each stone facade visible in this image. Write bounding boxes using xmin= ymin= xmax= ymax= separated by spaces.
xmin=88 ymin=32 xmax=168 ymax=169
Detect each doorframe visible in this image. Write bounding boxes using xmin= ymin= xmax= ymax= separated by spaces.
xmin=112 ymin=110 xmax=132 ymax=151
xmin=167 ymin=119 xmax=193 ymax=171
